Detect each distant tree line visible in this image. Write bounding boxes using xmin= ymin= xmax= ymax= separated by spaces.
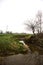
xmin=0 ymin=30 xmax=12 ymax=34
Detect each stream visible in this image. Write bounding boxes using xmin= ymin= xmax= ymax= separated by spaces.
xmin=0 ymin=52 xmax=43 ymax=65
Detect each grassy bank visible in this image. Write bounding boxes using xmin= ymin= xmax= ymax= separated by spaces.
xmin=0 ymin=33 xmax=31 ymax=56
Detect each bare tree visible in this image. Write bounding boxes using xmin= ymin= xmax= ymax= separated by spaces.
xmin=35 ymin=11 xmax=43 ymax=33
xmin=25 ymin=11 xmax=43 ymax=34
xmin=25 ymin=20 xmax=36 ymax=34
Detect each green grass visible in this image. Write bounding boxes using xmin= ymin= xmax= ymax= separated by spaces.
xmin=0 ymin=33 xmax=30 ymax=56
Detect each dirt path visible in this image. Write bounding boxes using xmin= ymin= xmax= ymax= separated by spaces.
xmin=0 ymin=52 xmax=43 ymax=65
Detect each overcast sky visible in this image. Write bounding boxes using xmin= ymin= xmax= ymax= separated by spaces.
xmin=0 ymin=0 xmax=43 ymax=33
